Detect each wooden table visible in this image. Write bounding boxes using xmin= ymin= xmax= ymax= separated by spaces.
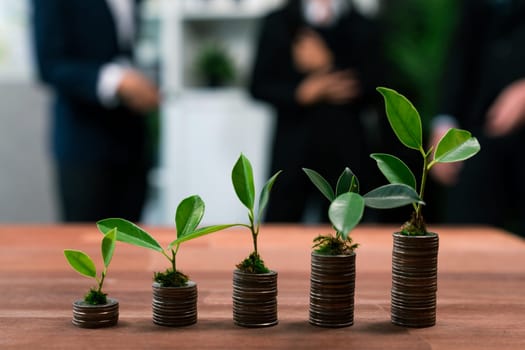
xmin=1 ymin=224 xmax=524 ymax=349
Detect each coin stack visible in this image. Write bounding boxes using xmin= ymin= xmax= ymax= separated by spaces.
xmin=309 ymin=252 xmax=356 ymax=328
xmin=72 ymin=298 xmax=119 ymax=328
xmin=391 ymin=233 xmax=439 ymax=328
xmin=152 ymin=281 xmax=197 ymax=327
xmin=232 ymin=270 xmax=278 ymax=327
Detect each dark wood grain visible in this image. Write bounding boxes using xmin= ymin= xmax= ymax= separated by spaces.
xmin=1 ymin=224 xmax=524 ymax=349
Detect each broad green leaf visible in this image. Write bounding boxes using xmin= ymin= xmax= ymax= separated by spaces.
xmin=232 ymin=154 xmax=255 ymax=210
xmin=257 ymin=170 xmax=282 ymax=222
xmin=434 ymin=128 xmax=481 ymax=163
xmin=370 ymin=153 xmax=416 ymax=189
xmin=328 ymin=192 xmax=365 ymax=240
xmin=377 ymin=87 xmax=423 ymax=150
xmin=363 ymin=184 xmax=423 ymax=209
xmin=101 ymin=228 xmax=116 ymax=268
xmin=176 ymin=195 xmax=205 ymax=238
xmin=169 ymin=224 xmax=238 ymax=247
xmin=64 ymin=249 xmax=97 ymax=278
xmin=97 ymin=218 xmax=162 ymax=252
xmin=335 ymin=168 xmax=359 ymax=195
xmin=303 ymin=168 xmax=335 ymax=201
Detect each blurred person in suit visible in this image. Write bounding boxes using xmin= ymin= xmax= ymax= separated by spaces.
xmin=31 ymin=0 xmax=160 ymax=222
xmin=429 ymin=0 xmax=525 ymax=236
xmin=249 ymin=0 xmax=385 ymax=222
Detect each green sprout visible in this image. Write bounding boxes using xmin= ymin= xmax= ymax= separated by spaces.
xmin=64 ymin=228 xmax=117 ymax=305
xmin=231 ymin=154 xmax=281 ymax=273
xmin=304 ymin=167 xmax=423 ymax=254
xmin=375 ymin=86 xmax=481 ymax=235
xmin=97 ymin=195 xmax=236 ymax=287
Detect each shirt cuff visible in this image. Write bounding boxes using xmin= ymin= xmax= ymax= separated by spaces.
xmin=431 ymin=114 xmax=459 ymax=131
xmin=97 ymin=63 xmax=126 ymax=107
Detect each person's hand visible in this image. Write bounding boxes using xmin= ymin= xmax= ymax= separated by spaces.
xmin=293 ymin=28 xmax=333 ymax=73
xmin=428 ymin=125 xmax=462 ymax=186
xmin=117 ymin=69 xmax=160 ymax=114
xmin=296 ymin=70 xmax=361 ymax=105
xmin=485 ymin=78 xmax=525 ymax=137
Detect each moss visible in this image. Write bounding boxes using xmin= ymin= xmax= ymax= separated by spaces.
xmin=236 ymin=252 xmax=270 ymax=274
xmin=312 ymin=234 xmax=359 ymax=255
xmin=400 ymin=211 xmax=428 ymax=236
xmin=84 ymin=288 xmax=107 ymax=305
xmin=154 ymin=268 xmax=189 ymax=287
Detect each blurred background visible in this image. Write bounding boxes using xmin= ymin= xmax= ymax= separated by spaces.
xmin=0 ymin=0 xmax=458 ymax=225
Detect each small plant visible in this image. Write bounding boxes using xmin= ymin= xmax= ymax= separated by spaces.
xmin=375 ymin=86 xmax=481 ymax=235
xmin=303 ymin=167 xmax=423 ymax=254
xmin=195 ymin=42 xmax=236 ymax=87
xmin=231 ymin=154 xmax=281 ymax=273
xmin=97 ymin=195 xmax=235 ymax=287
xmin=64 ymin=228 xmax=117 ymax=305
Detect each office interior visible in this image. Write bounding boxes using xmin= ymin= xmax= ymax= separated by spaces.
xmin=0 ymin=0 xmax=481 ymax=228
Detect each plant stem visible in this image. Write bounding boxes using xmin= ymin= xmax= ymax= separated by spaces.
xmin=249 ymin=209 xmax=258 ymax=253
xmin=171 ymin=245 xmax=180 ymax=272
xmin=98 ymin=268 xmax=106 ymax=293
xmin=417 ymin=164 xmax=427 ymax=218
xmin=403 ymin=147 xmax=431 ymax=234
xmin=417 ymin=147 xmax=430 ymax=219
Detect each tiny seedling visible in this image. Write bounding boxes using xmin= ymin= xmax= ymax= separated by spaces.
xmin=304 ymin=167 xmax=423 ymax=254
xmin=231 ymin=153 xmax=281 ymax=273
xmin=97 ymin=195 xmax=236 ymax=287
xmin=375 ymin=86 xmax=481 ymax=235
xmin=64 ymin=228 xmax=117 ymax=305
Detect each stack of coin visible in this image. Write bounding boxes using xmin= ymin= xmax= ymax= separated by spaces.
xmin=152 ymin=281 xmax=197 ymax=327
xmin=72 ymin=298 xmax=119 ymax=328
xmin=391 ymin=233 xmax=439 ymax=328
xmin=232 ymin=270 xmax=278 ymax=327
xmin=309 ymin=252 xmax=356 ymax=328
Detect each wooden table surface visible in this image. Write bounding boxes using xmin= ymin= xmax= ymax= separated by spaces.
xmin=1 ymin=224 xmax=524 ymax=349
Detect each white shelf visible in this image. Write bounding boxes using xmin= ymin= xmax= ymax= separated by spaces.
xmin=154 ymin=88 xmax=276 ymax=225
xmin=182 ymin=0 xmax=283 ymax=21
xmin=144 ymin=0 xmax=281 ymax=225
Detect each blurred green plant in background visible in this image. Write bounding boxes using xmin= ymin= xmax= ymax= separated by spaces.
xmin=195 ymin=41 xmax=236 ymax=87
xmin=379 ymin=0 xmax=459 ymax=129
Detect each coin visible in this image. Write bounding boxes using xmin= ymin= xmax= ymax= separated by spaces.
xmin=72 ymin=298 xmax=119 ymax=329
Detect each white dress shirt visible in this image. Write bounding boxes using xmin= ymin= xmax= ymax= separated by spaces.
xmin=302 ymin=0 xmax=350 ymax=27
xmin=97 ymin=0 xmax=136 ymax=107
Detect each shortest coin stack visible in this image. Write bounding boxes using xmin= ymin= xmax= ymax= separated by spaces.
xmin=152 ymin=281 xmax=197 ymax=327
xmin=309 ymin=252 xmax=356 ymax=328
xmin=232 ymin=270 xmax=278 ymax=327
xmin=72 ymin=298 xmax=119 ymax=328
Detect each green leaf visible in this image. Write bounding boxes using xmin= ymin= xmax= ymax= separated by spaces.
xmin=433 ymin=128 xmax=481 ymax=163
xmin=335 ymin=167 xmax=359 ymax=195
xmin=97 ymin=218 xmax=163 ymax=252
xmin=232 ymin=154 xmax=255 ymax=210
xmin=363 ymin=184 xmax=423 ymax=209
xmin=257 ymin=170 xmax=282 ymax=222
xmin=370 ymin=153 xmax=417 ymax=189
xmin=303 ymin=168 xmax=335 ymax=201
xmin=176 ymin=195 xmax=205 ymax=238
xmin=64 ymin=249 xmax=97 ymax=278
xmin=328 ymin=192 xmax=365 ymax=240
xmin=169 ymin=224 xmax=238 ymax=247
xmin=101 ymin=228 xmax=116 ymax=268
xmin=377 ymin=87 xmax=423 ymax=150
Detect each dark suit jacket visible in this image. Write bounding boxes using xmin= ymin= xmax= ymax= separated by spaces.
xmin=439 ymin=0 xmax=525 ymax=132
xmin=31 ymin=0 xmax=149 ymax=165
xmin=249 ymin=2 xmax=384 ymax=174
